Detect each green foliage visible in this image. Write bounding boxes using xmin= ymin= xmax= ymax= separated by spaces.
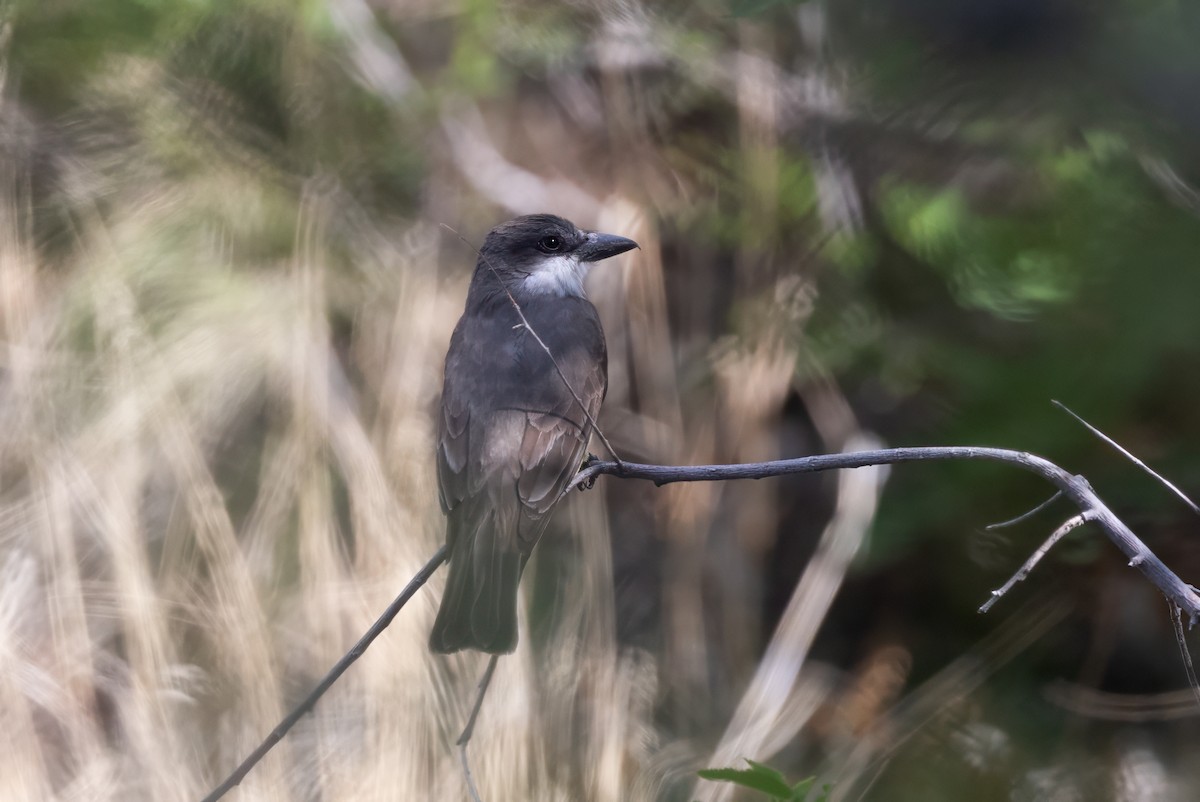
xmin=878 ymin=182 xmax=1081 ymax=320
xmin=450 ymin=0 xmax=505 ymax=95
xmin=698 ymin=760 xmax=829 ymax=801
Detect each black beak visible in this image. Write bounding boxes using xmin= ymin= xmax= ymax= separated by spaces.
xmin=577 ymin=231 xmax=639 ymax=262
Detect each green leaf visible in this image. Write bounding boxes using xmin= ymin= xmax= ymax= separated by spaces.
xmin=697 ymin=761 xmax=794 ymax=799
xmin=791 ymin=776 xmax=816 ymax=799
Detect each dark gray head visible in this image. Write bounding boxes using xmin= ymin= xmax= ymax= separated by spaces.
xmin=476 ymin=214 xmax=638 ymax=298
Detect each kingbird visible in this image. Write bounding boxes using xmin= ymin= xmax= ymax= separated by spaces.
xmin=430 ymin=214 xmax=637 ymax=654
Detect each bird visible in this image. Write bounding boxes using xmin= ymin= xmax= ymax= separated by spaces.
xmin=430 ymin=214 xmax=638 ymax=654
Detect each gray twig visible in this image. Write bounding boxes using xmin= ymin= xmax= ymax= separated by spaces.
xmin=1171 ymin=603 xmax=1200 ymax=710
xmin=571 ymin=446 xmax=1200 ymax=623
xmin=979 ymin=512 xmax=1094 ymax=614
xmin=460 ymin=746 xmax=483 ymax=802
xmin=457 ymin=655 xmax=499 ymax=802
xmin=199 ymin=546 xmax=448 ymax=802
xmin=1054 ymin=399 xmax=1200 ymax=516
xmin=986 ymin=490 xmax=1062 ymax=530
xmin=202 ymin=444 xmax=1200 ymax=802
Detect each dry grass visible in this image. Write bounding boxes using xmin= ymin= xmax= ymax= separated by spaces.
xmin=0 ymin=89 xmax=672 ymax=798
xmin=4 ymin=4 xmax=1182 ymax=800
xmin=0 ymin=139 xmax=907 ymax=799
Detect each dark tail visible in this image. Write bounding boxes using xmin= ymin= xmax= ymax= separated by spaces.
xmin=429 ymin=504 xmax=523 ymax=654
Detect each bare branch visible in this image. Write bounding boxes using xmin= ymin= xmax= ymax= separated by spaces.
xmin=204 ymin=444 xmax=1200 ymax=801
xmin=460 ymin=747 xmax=484 ymax=802
xmin=571 ymin=446 xmax=1200 ymax=623
xmin=457 ymin=655 xmax=500 ymax=746
xmin=1171 ymin=603 xmax=1200 ymax=710
xmin=1054 ymin=399 xmax=1200 ymax=516
xmin=199 ymin=546 xmax=448 ymax=802
xmin=457 ymin=655 xmax=499 ymax=802
xmin=986 ymin=490 xmax=1062 ymax=530
xmin=978 ymin=512 xmax=1094 ymax=614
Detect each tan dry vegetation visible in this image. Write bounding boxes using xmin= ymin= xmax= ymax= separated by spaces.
xmin=0 ymin=75 xmax=688 ymax=798
xmin=0 ymin=3 xmax=1118 ymax=800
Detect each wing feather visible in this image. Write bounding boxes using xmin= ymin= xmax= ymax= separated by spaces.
xmin=431 ymin=297 xmax=607 ymax=653
xmin=515 ymin=358 xmax=604 ymax=545
xmin=436 ymin=377 xmax=471 ymax=516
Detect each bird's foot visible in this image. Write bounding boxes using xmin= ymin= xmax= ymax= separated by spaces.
xmin=578 ymin=453 xmax=600 ymax=491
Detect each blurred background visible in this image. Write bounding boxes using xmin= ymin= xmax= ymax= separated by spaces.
xmin=3 ymin=0 xmax=1200 ymax=799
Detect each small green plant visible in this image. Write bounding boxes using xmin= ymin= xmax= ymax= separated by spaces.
xmin=697 ymin=759 xmax=830 ymax=801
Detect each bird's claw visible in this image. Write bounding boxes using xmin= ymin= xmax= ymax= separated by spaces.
xmin=578 ymin=453 xmax=600 ymax=491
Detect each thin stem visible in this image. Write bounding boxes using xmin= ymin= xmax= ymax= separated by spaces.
xmin=457 ymin=655 xmax=500 ymax=802
xmin=202 ymin=443 xmax=1200 ymax=801
xmin=199 ymin=546 xmax=448 ymax=802
xmin=1171 ymin=603 xmax=1200 ymax=710
xmin=986 ymin=490 xmax=1062 ymax=530
xmin=571 ymin=447 xmax=1200 ymax=624
xmin=979 ymin=512 xmax=1093 ymax=613
xmin=457 ymin=655 xmax=500 ymax=746
xmin=460 ymin=746 xmax=484 ymax=802
xmin=1054 ymin=399 xmax=1200 ymax=516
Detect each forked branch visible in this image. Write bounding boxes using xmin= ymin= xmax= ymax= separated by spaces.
xmin=201 ymin=444 xmax=1200 ymax=802
xmin=573 ymin=446 xmax=1200 ymax=622
xmin=978 ymin=511 xmax=1095 ymax=614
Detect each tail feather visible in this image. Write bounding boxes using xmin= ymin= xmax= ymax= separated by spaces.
xmin=429 ymin=505 xmax=523 ymax=654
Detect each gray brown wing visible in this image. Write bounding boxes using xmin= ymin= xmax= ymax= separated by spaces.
xmin=436 ymin=359 xmax=472 ymax=518
xmin=431 ymin=346 xmax=604 ymax=653
xmin=512 ymin=359 xmax=605 ymax=551
xmin=436 ymin=342 xmax=604 ymax=548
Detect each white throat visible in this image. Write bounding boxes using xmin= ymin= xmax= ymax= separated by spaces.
xmin=522 ymin=255 xmax=592 ymax=298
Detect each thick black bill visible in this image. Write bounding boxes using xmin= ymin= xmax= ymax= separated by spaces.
xmin=577 ymin=231 xmax=639 ymax=262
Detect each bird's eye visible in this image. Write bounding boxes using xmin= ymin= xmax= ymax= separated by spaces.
xmin=538 ymin=235 xmax=562 ymax=252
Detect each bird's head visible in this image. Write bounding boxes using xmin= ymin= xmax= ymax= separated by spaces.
xmin=476 ymin=214 xmax=638 ymax=298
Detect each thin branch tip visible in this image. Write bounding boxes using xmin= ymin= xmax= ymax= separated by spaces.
xmin=205 ymin=444 xmax=1200 ymax=799
xmin=199 ymin=546 xmax=448 ymax=802
xmin=1055 ymin=399 xmax=1200 ymax=516
xmin=979 ymin=511 xmax=1091 ymax=614
xmin=986 ymin=490 xmax=1062 ymax=530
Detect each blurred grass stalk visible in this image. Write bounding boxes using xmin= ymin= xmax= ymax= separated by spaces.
xmin=0 ymin=47 xmax=674 ymax=800
xmin=6 ymin=0 xmax=1185 ymax=798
